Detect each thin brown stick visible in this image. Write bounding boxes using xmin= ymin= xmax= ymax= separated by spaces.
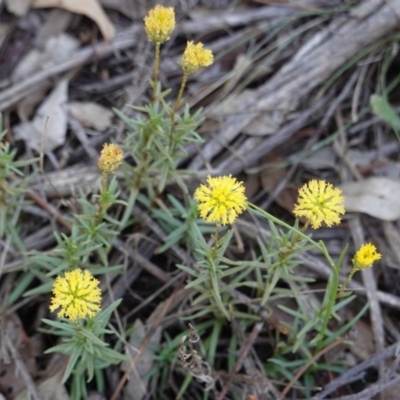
xmin=279 ymin=337 xmax=346 ymax=399
xmin=110 ymin=289 xmax=178 ymax=400
xmin=5 ymin=335 xmax=43 ymax=400
xmin=217 ymin=322 xmax=264 ymax=400
xmin=26 ymin=189 xmax=72 ymax=231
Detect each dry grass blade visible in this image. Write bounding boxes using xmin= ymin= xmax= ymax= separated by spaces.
xmin=190 ymin=0 xmax=400 ymax=173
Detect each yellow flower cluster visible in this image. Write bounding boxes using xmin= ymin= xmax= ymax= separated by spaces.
xmin=293 ymin=180 xmax=345 ymax=229
xmin=50 ymin=269 xmax=101 ymax=321
xmin=353 ymin=243 xmax=381 ymax=269
xmin=194 ymin=175 xmax=247 ymax=225
xmin=144 ymin=5 xmax=175 ymax=43
xmin=98 ymin=143 xmax=123 ymax=174
xmin=180 ymin=41 xmax=214 ymax=75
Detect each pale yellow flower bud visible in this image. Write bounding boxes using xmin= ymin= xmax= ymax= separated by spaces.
xmin=180 ymin=41 xmax=214 ymax=75
xmin=144 ymin=5 xmax=175 ymax=43
xmin=98 ymin=143 xmax=123 ymax=174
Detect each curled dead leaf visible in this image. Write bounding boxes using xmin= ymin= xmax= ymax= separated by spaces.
xmin=14 ymin=79 xmax=69 ymax=153
xmin=340 ymin=177 xmax=400 ymax=221
xmin=32 ymin=0 xmax=115 ymax=41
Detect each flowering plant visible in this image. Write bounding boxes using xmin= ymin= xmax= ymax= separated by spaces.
xmin=178 ymin=175 xmax=380 ymax=355
xmin=43 ymin=297 xmax=127 ymax=398
xmin=0 ymin=3 xmax=386 ymax=399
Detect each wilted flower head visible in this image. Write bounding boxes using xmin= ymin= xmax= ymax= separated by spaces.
xmin=98 ymin=143 xmax=123 ymax=174
xmin=180 ymin=41 xmax=214 ymax=75
xmin=293 ymin=180 xmax=345 ymax=229
xmin=194 ymin=175 xmax=247 ymax=225
xmin=50 ymin=269 xmax=102 ymax=321
xmin=144 ymin=5 xmax=175 ymax=43
xmin=353 ymin=243 xmax=381 ymax=269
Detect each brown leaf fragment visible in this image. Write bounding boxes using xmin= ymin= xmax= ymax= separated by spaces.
xmin=32 ymin=0 xmax=115 ymax=41
xmin=5 ymin=0 xmax=32 ymax=16
xmin=15 ymin=372 xmax=70 ymax=400
xmin=340 ymin=177 xmax=400 ymax=221
xmin=14 ymin=79 xmax=69 ymax=153
xmin=69 ymin=101 xmax=114 ymax=131
xmin=0 ymin=24 xmax=11 ymax=48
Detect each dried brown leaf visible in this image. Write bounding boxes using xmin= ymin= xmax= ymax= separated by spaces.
xmin=69 ymin=101 xmax=114 ymax=131
xmin=5 ymin=0 xmax=32 ymax=16
xmin=341 ymin=177 xmax=400 ymax=221
xmin=32 ymin=0 xmax=115 ymax=41
xmin=14 ymin=79 xmax=69 ymax=153
xmin=0 ymin=24 xmax=11 ymax=48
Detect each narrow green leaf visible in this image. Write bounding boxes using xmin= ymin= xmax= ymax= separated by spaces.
xmin=370 ymin=94 xmax=400 ymax=130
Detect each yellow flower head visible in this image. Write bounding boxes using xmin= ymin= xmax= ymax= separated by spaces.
xmin=98 ymin=143 xmax=123 ymax=174
xmin=194 ymin=175 xmax=247 ymax=225
xmin=50 ymin=269 xmax=102 ymax=321
xmin=144 ymin=5 xmax=175 ymax=43
xmin=353 ymin=243 xmax=381 ymax=269
xmin=293 ymin=180 xmax=345 ymax=229
xmin=180 ymin=41 xmax=214 ymax=75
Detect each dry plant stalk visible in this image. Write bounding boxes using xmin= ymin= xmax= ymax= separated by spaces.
xmin=179 ymin=324 xmax=214 ymax=389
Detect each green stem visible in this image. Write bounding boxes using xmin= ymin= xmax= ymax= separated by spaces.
xmin=208 ymin=224 xmax=229 ymax=319
xmin=314 ymin=264 xmax=339 ymax=351
xmin=120 ymin=127 xmax=152 ymax=227
xmin=211 ymin=224 xmax=220 ymax=258
xmin=247 ymin=203 xmax=326 ymax=257
xmin=336 ymin=268 xmax=357 ymax=298
xmin=248 ymin=202 xmax=344 ymax=349
xmin=168 ymin=73 xmax=188 ymax=150
xmin=95 ymin=172 xmax=109 ymax=224
xmin=280 ymin=220 xmax=310 ymax=260
xmin=312 ymin=241 xmax=348 ymax=351
xmin=172 ymin=73 xmax=188 ymax=114
xmin=152 ymin=42 xmax=161 ymax=101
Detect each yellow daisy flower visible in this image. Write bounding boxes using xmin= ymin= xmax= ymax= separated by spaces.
xmin=98 ymin=143 xmax=123 ymax=174
xmin=353 ymin=243 xmax=381 ymax=269
xmin=144 ymin=5 xmax=175 ymax=43
xmin=293 ymin=180 xmax=345 ymax=229
xmin=194 ymin=175 xmax=247 ymax=225
xmin=180 ymin=41 xmax=214 ymax=75
xmin=50 ymin=269 xmax=102 ymax=321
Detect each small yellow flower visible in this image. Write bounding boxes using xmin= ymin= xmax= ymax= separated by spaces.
xmin=293 ymin=180 xmax=345 ymax=229
xmin=353 ymin=243 xmax=381 ymax=269
xmin=144 ymin=5 xmax=175 ymax=43
xmin=180 ymin=41 xmax=214 ymax=75
xmin=98 ymin=143 xmax=123 ymax=173
xmin=50 ymin=269 xmax=102 ymax=321
xmin=194 ymin=175 xmax=247 ymax=225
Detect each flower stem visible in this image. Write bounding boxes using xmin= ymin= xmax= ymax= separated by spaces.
xmin=337 ymin=268 xmax=357 ymax=298
xmin=95 ymin=172 xmax=109 ymax=223
xmin=169 ymin=73 xmax=188 ymax=150
xmin=247 ymin=203 xmax=323 ymax=253
xmin=172 ymin=73 xmax=188 ymax=114
xmin=152 ymin=42 xmax=161 ymax=101
xmin=282 ymin=220 xmax=310 ymax=258
xmin=208 ymin=224 xmax=229 ymax=319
